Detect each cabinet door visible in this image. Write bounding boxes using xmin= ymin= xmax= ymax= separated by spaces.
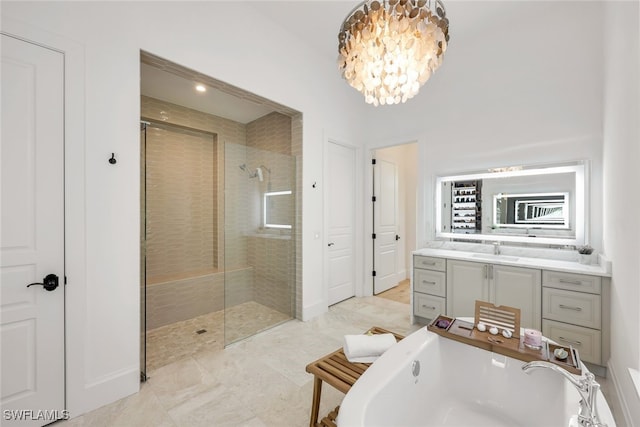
xmin=446 ymin=260 xmax=488 ymax=318
xmin=491 ymin=265 xmax=542 ymax=330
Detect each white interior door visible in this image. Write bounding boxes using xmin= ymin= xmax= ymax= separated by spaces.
xmin=1 ymin=34 xmax=65 ymax=426
xmin=326 ymin=142 xmax=355 ymax=305
xmin=373 ymin=158 xmax=399 ymax=294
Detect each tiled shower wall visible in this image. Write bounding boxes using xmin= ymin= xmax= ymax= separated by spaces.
xmin=144 ymin=125 xmax=216 ymax=280
xmin=141 ymin=96 xmax=300 ymax=329
xmin=246 ymin=113 xmax=296 ymax=315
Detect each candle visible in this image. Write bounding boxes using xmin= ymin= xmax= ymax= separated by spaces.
xmin=524 ymin=329 xmax=542 ymax=349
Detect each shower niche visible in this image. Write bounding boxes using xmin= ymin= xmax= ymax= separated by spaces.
xmin=140 ymin=52 xmax=301 ymax=376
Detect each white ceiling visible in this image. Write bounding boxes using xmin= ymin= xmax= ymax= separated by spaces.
xmin=246 ymin=1 xmax=357 ymax=61
xmin=246 ymin=1 xmax=504 ymax=61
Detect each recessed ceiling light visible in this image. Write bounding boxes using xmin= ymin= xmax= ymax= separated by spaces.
xmin=195 ymin=84 xmax=206 ymax=93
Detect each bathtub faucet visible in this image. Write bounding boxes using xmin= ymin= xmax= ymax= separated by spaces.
xmin=522 ymin=361 xmax=606 ymax=427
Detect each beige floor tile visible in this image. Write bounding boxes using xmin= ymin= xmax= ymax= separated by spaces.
xmin=146 ymin=357 xmax=215 ymax=411
xmin=60 ymin=383 xmax=175 ymax=427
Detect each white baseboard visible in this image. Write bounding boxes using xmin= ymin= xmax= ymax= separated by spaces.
xmin=608 ymin=360 xmax=635 ymax=426
xmin=302 ymin=299 xmax=327 ymax=321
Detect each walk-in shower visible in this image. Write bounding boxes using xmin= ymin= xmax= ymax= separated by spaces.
xmin=140 ymin=109 xmax=296 ymax=377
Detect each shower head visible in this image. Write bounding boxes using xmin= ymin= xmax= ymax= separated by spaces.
xmin=239 ymin=164 xmax=247 ymax=171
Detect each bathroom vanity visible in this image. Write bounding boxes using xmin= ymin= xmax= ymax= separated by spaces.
xmin=411 ymin=248 xmax=611 ymax=368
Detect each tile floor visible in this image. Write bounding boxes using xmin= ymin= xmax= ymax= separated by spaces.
xmin=61 ymin=290 xmax=624 ymax=427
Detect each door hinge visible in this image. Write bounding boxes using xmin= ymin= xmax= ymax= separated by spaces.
xmin=372 ymin=196 xmax=376 ymax=202
xmin=372 ymin=270 xmax=377 ymax=277
xmin=64 ymin=276 xmax=67 ymax=285
xmin=372 ymin=159 xmax=377 ymax=165
xmin=372 ymin=233 xmax=376 ymax=239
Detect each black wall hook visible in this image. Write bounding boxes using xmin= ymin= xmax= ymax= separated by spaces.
xmin=109 ymin=153 xmax=117 ymax=165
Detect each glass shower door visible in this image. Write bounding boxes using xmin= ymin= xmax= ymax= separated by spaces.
xmin=224 ymin=142 xmax=296 ymax=345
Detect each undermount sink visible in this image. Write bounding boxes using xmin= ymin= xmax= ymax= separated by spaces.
xmin=471 ymin=253 xmax=520 ymax=262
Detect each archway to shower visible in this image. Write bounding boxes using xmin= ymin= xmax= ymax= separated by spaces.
xmin=139 ymin=52 xmax=302 ymax=377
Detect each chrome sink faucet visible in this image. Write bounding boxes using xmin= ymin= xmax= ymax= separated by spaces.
xmin=493 ymin=241 xmax=501 ymax=255
xmin=522 ymin=361 xmax=607 ymax=427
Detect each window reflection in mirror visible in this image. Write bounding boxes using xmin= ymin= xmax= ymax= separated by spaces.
xmin=263 ymin=190 xmax=292 ymax=229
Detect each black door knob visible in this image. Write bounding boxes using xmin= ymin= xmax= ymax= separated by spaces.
xmin=395 ymin=235 xmax=401 ymax=241
xmin=27 ymin=274 xmax=59 ymax=291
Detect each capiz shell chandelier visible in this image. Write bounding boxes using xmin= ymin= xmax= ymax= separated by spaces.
xmin=338 ymin=0 xmax=450 ymax=106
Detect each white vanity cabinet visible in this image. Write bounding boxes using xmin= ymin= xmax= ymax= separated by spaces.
xmin=446 ymin=260 xmax=541 ymax=329
xmin=412 ymin=250 xmax=610 ymax=369
xmin=412 ymin=255 xmax=447 ymax=322
xmin=541 ymin=271 xmax=606 ymax=365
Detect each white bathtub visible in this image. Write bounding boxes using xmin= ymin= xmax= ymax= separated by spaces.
xmin=338 ymin=327 xmax=616 ymax=426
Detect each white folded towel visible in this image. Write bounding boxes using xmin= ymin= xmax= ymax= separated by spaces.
xmin=343 ymin=333 xmax=396 ymax=363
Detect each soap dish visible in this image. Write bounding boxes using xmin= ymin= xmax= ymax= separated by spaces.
xmin=553 ymin=347 xmax=568 ymax=360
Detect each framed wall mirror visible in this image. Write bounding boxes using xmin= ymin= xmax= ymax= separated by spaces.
xmin=435 ymin=161 xmax=587 ymax=246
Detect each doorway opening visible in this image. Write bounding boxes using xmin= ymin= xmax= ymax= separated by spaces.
xmin=372 ymin=142 xmax=418 ymax=305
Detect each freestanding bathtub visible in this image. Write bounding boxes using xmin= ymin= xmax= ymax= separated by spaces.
xmin=338 ymin=327 xmax=616 ymax=426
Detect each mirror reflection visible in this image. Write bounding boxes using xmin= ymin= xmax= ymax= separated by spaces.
xmin=494 ymin=192 xmax=569 ymax=229
xmin=435 ymin=162 xmax=586 ymax=245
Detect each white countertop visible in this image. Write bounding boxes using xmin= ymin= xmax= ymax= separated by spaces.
xmin=413 ymin=247 xmax=611 ymax=277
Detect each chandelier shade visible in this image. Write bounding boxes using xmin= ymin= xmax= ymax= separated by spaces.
xmin=337 ymin=0 xmax=450 ymax=106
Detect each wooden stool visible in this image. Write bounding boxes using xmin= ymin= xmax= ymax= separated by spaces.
xmin=305 ymin=327 xmax=404 ymax=427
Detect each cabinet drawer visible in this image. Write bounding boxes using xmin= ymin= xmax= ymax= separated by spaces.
xmin=414 ymin=293 xmax=446 ymax=319
xmin=542 ymin=288 xmax=601 ymax=329
xmin=542 ymin=271 xmax=601 ymax=295
xmin=542 ymin=319 xmax=601 ymax=365
xmin=414 ymin=255 xmax=446 ymax=272
xmin=414 ymin=269 xmax=446 ymax=297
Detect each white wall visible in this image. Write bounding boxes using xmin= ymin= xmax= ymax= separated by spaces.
xmin=1 ymin=0 xmax=366 ymax=416
xmin=404 ymin=144 xmax=418 ymax=274
xmin=602 ymin=2 xmax=640 ymax=424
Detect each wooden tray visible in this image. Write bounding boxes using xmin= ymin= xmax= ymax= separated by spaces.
xmin=427 ymin=315 xmax=582 ymax=375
